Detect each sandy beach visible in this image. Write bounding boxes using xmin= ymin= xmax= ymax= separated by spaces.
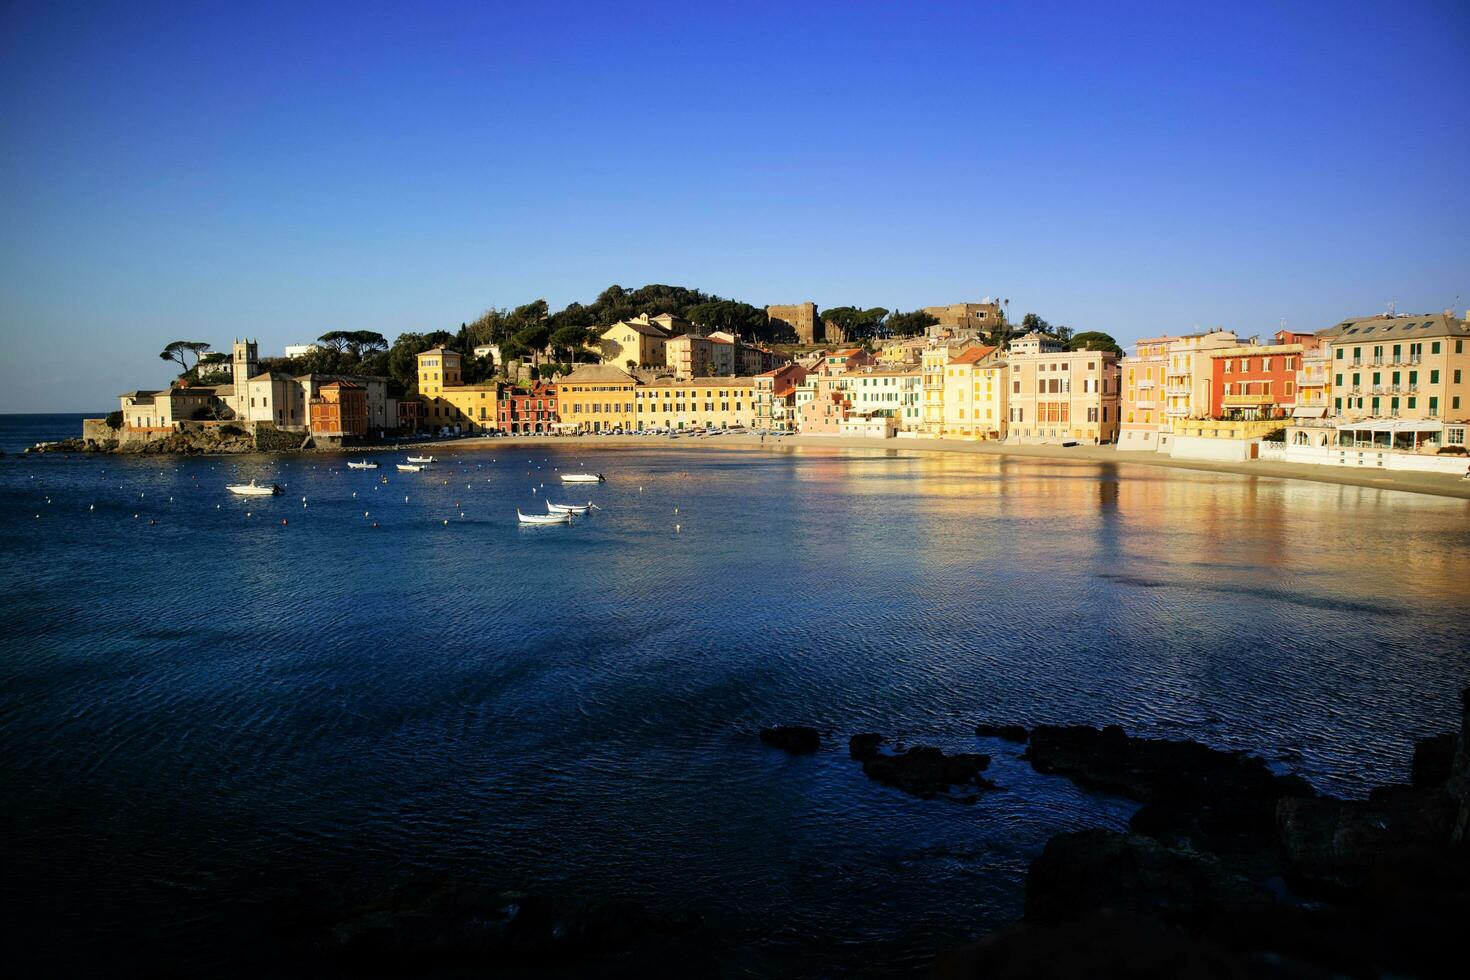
xmin=404 ymin=432 xmax=1470 ymax=501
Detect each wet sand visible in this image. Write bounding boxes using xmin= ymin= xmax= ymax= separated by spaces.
xmin=403 ymin=432 xmax=1470 ymax=501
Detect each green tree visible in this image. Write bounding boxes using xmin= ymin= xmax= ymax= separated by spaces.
xmin=1067 ymin=331 xmax=1123 ymax=356
xmin=883 ymin=309 xmax=939 ymax=337
xmin=819 ymin=306 xmax=889 ymax=340
xmin=318 ymin=330 xmax=352 ymax=352
xmin=685 ymin=300 xmax=767 ymax=338
xmin=159 ymin=340 xmax=210 ymax=375
xmin=105 ymin=410 xmax=123 ymax=429
xmin=1020 ymin=313 xmax=1051 ymax=335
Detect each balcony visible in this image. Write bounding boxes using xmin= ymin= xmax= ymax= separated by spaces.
xmin=1222 ymin=393 xmax=1273 ymax=407
xmin=1134 ymin=399 xmax=1156 ymax=410
xmin=1165 ymin=386 xmax=1191 ymax=396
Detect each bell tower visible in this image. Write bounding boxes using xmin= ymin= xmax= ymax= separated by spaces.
xmin=232 ymin=338 xmax=259 ymax=387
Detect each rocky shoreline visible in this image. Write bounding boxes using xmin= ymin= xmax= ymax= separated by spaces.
xmin=189 ymin=694 xmax=1470 ymax=976
xmin=759 ymin=690 xmax=1468 ymax=978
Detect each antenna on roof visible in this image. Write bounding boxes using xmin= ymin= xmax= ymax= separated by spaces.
xmin=1386 ymin=300 xmax=1396 ymax=317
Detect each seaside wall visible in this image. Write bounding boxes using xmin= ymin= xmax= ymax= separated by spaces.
xmin=1284 ymin=444 xmax=1470 ymax=474
xmin=1169 ymin=435 xmax=1257 ymax=462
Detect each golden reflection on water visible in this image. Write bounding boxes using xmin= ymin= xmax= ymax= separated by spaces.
xmin=773 ymin=445 xmax=1470 ymax=601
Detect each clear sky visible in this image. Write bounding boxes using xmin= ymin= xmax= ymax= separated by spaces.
xmin=2 ymin=0 xmax=1467 ymax=412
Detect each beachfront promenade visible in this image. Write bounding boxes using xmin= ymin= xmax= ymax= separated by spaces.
xmin=418 ymin=431 xmax=1470 ymax=501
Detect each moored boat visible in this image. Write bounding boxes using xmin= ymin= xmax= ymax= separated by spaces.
xmin=226 ymin=479 xmax=282 ymax=497
xmin=407 ymin=455 xmax=435 ymax=464
xmin=346 ymin=460 xmax=378 ymax=470
xmin=560 ymin=473 xmax=604 ymax=484
xmin=397 ymin=463 xmax=424 ymax=472
xmin=517 ymin=508 xmax=571 ymax=525
xmin=546 ymin=500 xmax=594 ymax=515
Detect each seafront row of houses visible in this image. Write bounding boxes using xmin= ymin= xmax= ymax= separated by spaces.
xmin=104 ymin=304 xmax=1470 ymax=476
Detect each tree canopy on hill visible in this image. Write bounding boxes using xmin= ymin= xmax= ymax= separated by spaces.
xmin=1066 ymin=331 xmax=1123 ymax=355
xmin=819 ymin=306 xmax=889 ymax=339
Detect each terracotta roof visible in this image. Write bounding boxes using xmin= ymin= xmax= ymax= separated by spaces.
xmin=951 ymin=345 xmax=998 ymax=365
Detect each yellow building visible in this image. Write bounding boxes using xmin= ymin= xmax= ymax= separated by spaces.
xmin=1321 ymin=311 xmax=1470 ymax=423
xmin=415 ymin=347 xmax=499 ymax=433
xmin=938 ymin=345 xmax=1005 ymax=439
xmin=920 ymin=340 xmax=978 ymax=434
xmin=1119 ymin=335 xmax=1177 ymax=451
xmin=558 ymin=364 xmax=639 ymax=432
xmin=599 ymin=315 xmax=671 ymax=370
xmin=634 ymin=377 xmax=756 ymax=430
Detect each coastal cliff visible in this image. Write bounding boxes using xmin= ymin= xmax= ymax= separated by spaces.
xmin=32 ymin=419 xmax=316 ymax=455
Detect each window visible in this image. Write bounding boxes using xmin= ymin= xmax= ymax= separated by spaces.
xmin=1429 ymin=396 xmax=1439 ymax=417
xmin=1431 ymin=370 xmax=1441 ymax=385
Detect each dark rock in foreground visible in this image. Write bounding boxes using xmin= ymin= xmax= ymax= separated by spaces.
xmin=975 ymin=723 xmax=1029 ymax=743
xmin=1412 ymin=732 xmax=1458 ymax=789
xmin=848 ymin=732 xmax=885 ymax=760
xmin=860 ymin=744 xmax=994 ymax=799
xmin=1027 ymin=724 xmax=1314 ymax=861
xmin=936 ymin=909 xmax=1319 ymax=980
xmin=281 ymin=877 xmax=697 ymax=972
xmin=1276 ymin=784 xmax=1459 ymax=890
xmin=1025 ymin=830 xmax=1271 ymax=926
xmin=759 ymin=725 xmax=820 ymax=754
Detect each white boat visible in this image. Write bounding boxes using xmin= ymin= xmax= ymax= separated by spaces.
xmin=517 ymin=508 xmax=571 ymax=525
xmin=347 ymin=460 xmax=378 ymax=470
xmin=407 ymin=455 xmax=435 ymax=464
xmin=397 ymin=463 xmax=424 ymax=472
xmin=560 ymin=473 xmax=604 ymax=484
xmin=226 ymin=480 xmax=282 ymax=497
xmin=547 ymin=500 xmax=594 ymax=515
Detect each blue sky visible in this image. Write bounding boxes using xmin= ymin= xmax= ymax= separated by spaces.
xmin=2 ymin=0 xmax=1467 ymax=412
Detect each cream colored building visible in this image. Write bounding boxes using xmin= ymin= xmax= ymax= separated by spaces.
xmin=1004 ymin=332 xmax=1120 ymax=444
xmin=1163 ymin=330 xmax=1241 ymax=425
xmin=842 ymin=366 xmax=923 ymax=431
xmin=666 ymin=333 xmax=734 ymax=378
xmin=599 ymin=315 xmax=672 ymax=369
xmin=634 ymin=377 xmax=755 ymax=430
xmin=119 ymin=386 xmax=224 ymax=429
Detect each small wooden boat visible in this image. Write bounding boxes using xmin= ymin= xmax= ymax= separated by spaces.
xmin=397 ymin=463 xmax=424 ymax=472
xmin=407 ymin=455 xmax=435 ymax=464
xmin=546 ymin=500 xmax=594 ymax=515
xmin=347 ymin=460 xmax=378 ymax=470
xmin=560 ymin=473 xmax=604 ymax=484
xmin=226 ymin=480 xmax=282 ymax=497
xmin=517 ymin=508 xmax=571 ymax=525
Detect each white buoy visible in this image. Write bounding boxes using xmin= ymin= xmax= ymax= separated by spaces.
xmin=89 ymin=504 xmax=94 ymax=511
xmin=676 ymin=523 xmax=681 ymax=532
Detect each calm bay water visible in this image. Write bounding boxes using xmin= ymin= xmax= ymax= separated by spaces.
xmin=2 ymin=413 xmax=1469 ymax=977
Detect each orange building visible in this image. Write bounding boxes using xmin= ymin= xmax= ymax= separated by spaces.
xmin=309 ymin=380 xmax=368 ymax=436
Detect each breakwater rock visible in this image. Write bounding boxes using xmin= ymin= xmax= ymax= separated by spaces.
xmin=939 ymin=688 xmax=1470 ymax=978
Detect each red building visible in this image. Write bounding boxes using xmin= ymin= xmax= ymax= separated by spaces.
xmin=1208 ymin=332 xmax=1319 ymax=420
xmin=309 ymin=380 xmax=368 ymax=436
xmin=499 ymin=382 xmax=557 ymax=434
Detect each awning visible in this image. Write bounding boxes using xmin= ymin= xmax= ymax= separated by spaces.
xmin=1291 ymin=406 xmax=1326 ymax=418
xmin=1334 ymin=418 xmax=1443 ymax=433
